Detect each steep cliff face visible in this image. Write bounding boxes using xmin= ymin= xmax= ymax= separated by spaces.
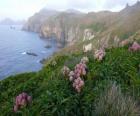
xmin=39 ymin=13 xmax=85 ymax=45
xmin=22 ymin=9 xmax=59 ymax=32
xmin=40 ymin=25 xmax=82 ymax=45
xmin=23 ymin=2 xmax=140 ymax=46
xmin=23 ymin=10 xmax=85 ymax=45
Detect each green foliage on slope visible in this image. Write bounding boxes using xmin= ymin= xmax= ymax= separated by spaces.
xmin=0 ymin=46 xmax=140 ymax=115
xmin=87 ymin=23 xmax=105 ymax=32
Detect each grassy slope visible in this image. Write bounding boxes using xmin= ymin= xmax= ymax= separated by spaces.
xmin=1 ymin=46 xmax=140 ymax=115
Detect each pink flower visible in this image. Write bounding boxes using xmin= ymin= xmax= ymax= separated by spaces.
xmin=22 ymin=92 xmax=28 ymax=99
xmin=94 ymin=49 xmax=106 ymax=61
xmin=74 ymin=63 xmax=87 ymax=78
xmin=14 ymin=105 xmax=18 ymax=112
xmin=21 ymin=99 xmax=27 ymax=106
xmin=129 ymin=42 xmax=140 ymax=51
xmin=75 ymin=73 xmax=80 ymax=78
xmin=73 ymin=77 xmax=84 ymax=93
xmin=14 ymin=92 xmax=32 ymax=112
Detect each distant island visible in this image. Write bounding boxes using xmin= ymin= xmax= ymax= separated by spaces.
xmin=0 ymin=18 xmax=25 ymax=25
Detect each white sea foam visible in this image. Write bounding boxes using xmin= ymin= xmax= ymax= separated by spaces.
xmin=21 ymin=52 xmax=27 ymax=55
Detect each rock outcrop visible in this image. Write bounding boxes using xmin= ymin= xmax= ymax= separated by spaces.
xmin=39 ymin=12 xmax=85 ymax=46
xmin=83 ymin=29 xmax=95 ymax=41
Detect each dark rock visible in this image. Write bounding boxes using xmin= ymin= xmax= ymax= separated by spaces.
xmin=26 ymin=52 xmax=38 ymax=56
xmin=45 ymin=44 xmax=52 ymax=49
xmin=40 ymin=58 xmax=46 ymax=64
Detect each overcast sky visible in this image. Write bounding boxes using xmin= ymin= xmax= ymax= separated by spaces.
xmin=0 ymin=0 xmax=138 ymax=20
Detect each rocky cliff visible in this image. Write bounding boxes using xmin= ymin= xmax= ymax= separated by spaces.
xmin=23 ymin=1 xmax=140 ymax=47
xmin=23 ymin=9 xmax=85 ymax=45
xmin=22 ymin=9 xmax=59 ymax=32
xmin=39 ymin=12 xmax=85 ymax=45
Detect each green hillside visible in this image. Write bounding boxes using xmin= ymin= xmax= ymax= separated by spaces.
xmin=1 ymin=45 xmax=140 ymax=115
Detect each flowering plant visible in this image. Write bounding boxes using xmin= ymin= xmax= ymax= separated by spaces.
xmin=62 ymin=57 xmax=89 ymax=93
xmin=14 ymin=92 xmax=32 ymax=112
xmin=94 ymin=49 xmax=106 ymax=61
xmin=129 ymin=42 xmax=140 ymax=51
xmin=74 ymin=63 xmax=87 ymax=78
xmin=73 ymin=77 xmax=84 ymax=93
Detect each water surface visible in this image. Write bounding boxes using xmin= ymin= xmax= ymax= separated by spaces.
xmin=0 ymin=25 xmax=57 ymax=80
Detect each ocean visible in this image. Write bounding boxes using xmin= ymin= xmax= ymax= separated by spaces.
xmin=0 ymin=25 xmax=57 ymax=79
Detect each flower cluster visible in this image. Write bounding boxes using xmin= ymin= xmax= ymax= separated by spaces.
xmin=74 ymin=63 xmax=87 ymax=78
xmin=129 ymin=42 xmax=140 ymax=51
xmin=71 ymin=62 xmax=87 ymax=92
xmin=73 ymin=77 xmax=84 ymax=93
xmin=94 ymin=49 xmax=106 ymax=61
xmin=14 ymin=92 xmax=32 ymax=112
xmin=62 ymin=66 xmax=70 ymax=76
xmin=63 ymin=57 xmax=89 ymax=93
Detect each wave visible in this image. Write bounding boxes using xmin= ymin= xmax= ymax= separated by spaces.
xmin=21 ymin=52 xmax=26 ymax=55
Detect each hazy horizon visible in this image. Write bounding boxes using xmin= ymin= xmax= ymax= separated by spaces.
xmin=0 ymin=0 xmax=138 ymax=21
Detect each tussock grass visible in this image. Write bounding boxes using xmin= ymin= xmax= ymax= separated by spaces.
xmin=95 ymin=82 xmax=140 ymax=116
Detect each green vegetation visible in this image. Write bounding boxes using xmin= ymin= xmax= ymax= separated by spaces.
xmin=1 ymin=46 xmax=140 ymax=115
xmin=119 ymin=31 xmax=135 ymax=40
xmin=88 ymin=23 xmax=105 ymax=32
